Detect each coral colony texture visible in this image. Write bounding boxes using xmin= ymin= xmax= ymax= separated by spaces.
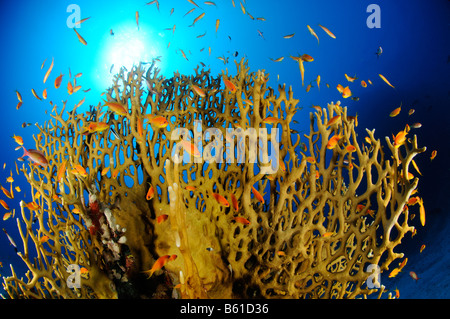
xmin=2 ymin=59 xmax=425 ymax=299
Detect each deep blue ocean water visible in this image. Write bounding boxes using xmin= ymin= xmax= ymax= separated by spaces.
xmin=0 ymin=0 xmax=449 ymax=298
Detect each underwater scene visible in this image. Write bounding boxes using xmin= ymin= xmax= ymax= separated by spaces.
xmin=0 ymin=0 xmax=449 ymax=300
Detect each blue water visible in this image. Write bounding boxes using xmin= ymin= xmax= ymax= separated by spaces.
xmin=0 ymin=0 xmax=449 ymax=298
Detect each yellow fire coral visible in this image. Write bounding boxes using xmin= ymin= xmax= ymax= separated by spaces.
xmin=2 ymin=59 xmax=425 ymax=299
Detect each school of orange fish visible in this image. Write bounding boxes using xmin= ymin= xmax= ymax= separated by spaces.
xmin=1 ymin=0 xmax=437 ymax=294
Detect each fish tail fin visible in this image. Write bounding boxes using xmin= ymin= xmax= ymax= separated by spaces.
xmin=21 ymin=146 xmax=28 ymax=158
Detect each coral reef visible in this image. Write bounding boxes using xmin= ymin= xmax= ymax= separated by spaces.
xmin=2 ymin=59 xmax=425 ymax=298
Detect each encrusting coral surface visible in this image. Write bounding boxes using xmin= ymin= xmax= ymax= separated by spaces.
xmin=2 ymin=59 xmax=426 ymax=299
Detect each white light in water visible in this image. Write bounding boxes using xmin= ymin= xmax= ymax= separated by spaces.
xmin=94 ymin=23 xmax=165 ymax=90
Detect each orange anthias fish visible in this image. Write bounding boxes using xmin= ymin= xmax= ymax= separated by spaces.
xmin=0 ymin=184 xmax=12 ymax=199
xmin=409 ymin=271 xmax=419 ymax=281
xmin=104 ymin=100 xmax=128 ymax=116
xmin=191 ymin=84 xmax=206 ymax=97
xmin=223 ymin=78 xmax=237 ymax=93
xmin=145 ymin=115 xmax=169 ymax=129
xmin=73 ymin=28 xmax=87 ymax=45
xmin=180 ymin=139 xmax=201 ymax=158
xmin=233 ymin=216 xmax=250 ymax=225
xmin=379 ymin=74 xmax=395 ymax=89
xmin=143 ymin=255 xmax=171 ymax=278
xmin=146 ymin=184 xmax=155 ymax=200
xmin=418 ymin=197 xmax=426 ymax=226
xmin=393 ymin=129 xmax=408 ymax=148
xmin=21 ymin=147 xmax=48 ymax=167
xmin=12 ymin=134 xmax=23 ymax=146
xmin=136 ymin=11 xmax=139 ymax=30
xmin=326 ymin=134 xmax=342 ymax=149
xmin=156 ymin=214 xmax=168 ymax=224
xmin=72 ymin=164 xmax=88 ymax=178
xmin=210 ymin=192 xmax=230 ymax=207
xmin=318 ymin=24 xmax=336 ymax=39
xmin=56 ymin=160 xmax=67 ymax=182
xmin=230 ymin=193 xmax=239 ymax=212
xmin=0 ymin=199 xmax=9 ymax=210
xmin=430 ymin=150 xmax=437 ymax=161
xmin=307 ymin=25 xmax=319 ymax=44
xmin=326 ymin=115 xmax=341 ymax=127
xmin=262 ymin=117 xmax=281 ymax=124
xmin=390 ymin=104 xmax=402 ymax=117
xmin=251 ymin=186 xmax=264 ymax=204
xmin=54 ymin=73 xmax=63 ymax=89
xmin=43 ymin=57 xmax=54 ymax=84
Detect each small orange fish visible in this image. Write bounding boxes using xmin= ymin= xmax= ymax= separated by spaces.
xmin=390 ymin=104 xmax=401 ymax=117
xmin=230 ymin=193 xmax=239 ymax=212
xmin=15 ymin=90 xmax=22 ymax=103
xmin=43 ymin=57 xmax=54 ymax=83
xmin=393 ymin=130 xmax=407 ymax=148
xmin=262 ymin=117 xmax=281 ymax=124
xmin=24 ymin=201 xmax=40 ymax=211
xmin=112 ymin=169 xmax=119 ymax=179
xmin=379 ymin=74 xmax=395 ymax=89
xmin=180 ymin=139 xmax=201 ymax=158
xmin=31 ymin=88 xmax=42 ymax=101
xmin=301 ymin=54 xmax=314 ymax=62
xmin=361 ymin=80 xmax=367 ymax=88
xmin=185 ymin=186 xmax=197 ymax=191
xmin=104 ymin=100 xmax=128 ymax=116
xmin=101 ymin=167 xmax=110 ymax=176
xmin=72 ymin=164 xmax=88 ymax=178
xmin=56 ymin=160 xmax=67 ymax=182
xmin=409 ymin=271 xmax=419 ymax=281
xmin=145 ymin=115 xmax=169 ymax=128
xmin=326 ymin=134 xmax=342 ymax=149
xmin=40 ymin=235 xmax=50 ymax=243
xmin=395 ymin=288 xmax=400 ymax=299
xmin=137 ymin=117 xmax=144 ymax=137
xmin=389 ymin=267 xmax=401 ymax=278
xmin=251 ymin=186 xmax=264 ymax=204
xmin=55 ymin=73 xmax=63 ymax=89
xmin=191 ymin=12 xmax=206 ymax=26
xmin=430 ymin=150 xmax=437 ymax=161
xmin=12 ymin=134 xmax=23 ymax=146
xmin=42 ymin=88 xmax=47 ymax=99
xmin=233 ymin=216 xmax=250 ymax=225
xmin=420 ymin=244 xmax=426 ymax=253
xmin=307 ymin=25 xmax=319 ymax=45
xmin=135 ymin=11 xmax=139 ymax=30
xmin=346 ymin=145 xmax=357 ymax=152
xmin=73 ymin=28 xmax=87 ymax=45
xmin=67 ymin=81 xmax=73 ymax=95
xmin=143 ymin=255 xmax=171 ymax=278
xmin=326 ymin=115 xmax=341 ymax=127
xmin=191 ymin=84 xmax=206 ymax=97
xmin=223 ymin=78 xmax=237 ymax=93
xmin=3 ymin=211 xmax=12 ymax=221
xmin=146 ymin=185 xmax=155 ymax=200
xmin=156 ymin=214 xmax=168 ymax=224
xmin=210 ymin=192 xmax=230 ymax=207
xmin=318 ymin=24 xmax=336 ymax=39
xmin=411 ymin=123 xmax=422 ymax=129
xmin=322 ymin=232 xmax=334 ymax=237
xmin=0 ymin=199 xmax=9 ymax=210
xmin=408 ymin=109 xmax=415 ymax=116
xmin=276 ymin=251 xmax=286 ymax=256
xmin=344 ymin=74 xmax=358 ymax=82
xmin=418 ymin=198 xmax=426 ymax=226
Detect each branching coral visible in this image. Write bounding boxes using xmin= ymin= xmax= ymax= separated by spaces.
xmin=2 ymin=59 xmax=425 ymax=299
